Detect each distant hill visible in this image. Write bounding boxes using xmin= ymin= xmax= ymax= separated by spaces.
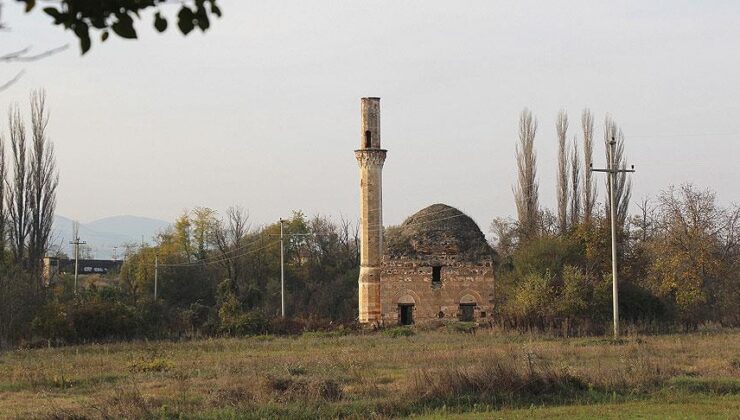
xmin=52 ymin=215 xmax=171 ymax=259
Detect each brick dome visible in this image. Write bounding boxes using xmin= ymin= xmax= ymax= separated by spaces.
xmin=384 ymin=203 xmax=493 ymax=261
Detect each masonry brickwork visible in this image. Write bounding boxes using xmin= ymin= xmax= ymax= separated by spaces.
xmin=355 ymin=97 xmax=386 ymax=325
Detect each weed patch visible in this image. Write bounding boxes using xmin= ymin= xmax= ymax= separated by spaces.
xmin=383 ymin=326 xmax=415 ymax=338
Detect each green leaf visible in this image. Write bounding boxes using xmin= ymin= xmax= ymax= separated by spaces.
xmin=177 ymin=7 xmax=195 ymax=35
xmin=154 ymin=12 xmax=168 ymax=33
xmin=196 ymin=14 xmax=210 ymax=31
xmin=111 ymin=14 xmax=138 ymax=39
xmin=80 ymin=35 xmax=91 ymax=54
xmin=43 ymin=7 xmax=63 ymax=22
xmin=25 ymin=0 xmax=36 ymax=13
xmin=211 ymin=4 xmax=222 ymax=18
xmin=74 ymin=21 xmax=91 ymax=54
xmin=101 ymin=31 xmax=110 ymax=42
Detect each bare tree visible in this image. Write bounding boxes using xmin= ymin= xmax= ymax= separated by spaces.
xmin=0 ymin=132 xmax=6 ymax=255
xmin=514 ymin=109 xmax=539 ymax=240
xmin=213 ymin=206 xmax=250 ymax=290
xmin=604 ymin=116 xmax=632 ymax=232
xmin=581 ymin=109 xmax=596 ymax=224
xmin=569 ymin=136 xmax=581 ymax=228
xmin=556 ymin=110 xmax=569 ymax=234
xmin=27 ymin=91 xmax=58 ymax=282
xmin=5 ymin=105 xmax=31 ymax=266
xmin=1 ymin=3 xmax=69 ymax=92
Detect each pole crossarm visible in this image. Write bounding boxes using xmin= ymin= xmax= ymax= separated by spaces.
xmin=591 ymin=168 xmax=636 ymax=173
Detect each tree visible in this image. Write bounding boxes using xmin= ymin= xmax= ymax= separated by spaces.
xmin=603 ymin=116 xmax=632 ymax=234
xmin=2 ymin=91 xmax=58 ymax=279
xmin=0 ymin=131 xmax=6 ymax=255
xmin=556 ymin=110 xmax=569 ymax=235
xmin=569 ymin=136 xmax=581 ymax=228
xmin=645 ymin=185 xmax=739 ymax=327
xmin=13 ymin=0 xmax=222 ymax=54
xmin=514 ymin=108 xmax=539 ymax=241
xmin=5 ymin=104 xmax=31 ymax=266
xmin=581 ymin=109 xmax=596 ymax=225
xmin=213 ymin=206 xmax=250 ymax=292
xmin=27 ymin=90 xmax=59 ymax=283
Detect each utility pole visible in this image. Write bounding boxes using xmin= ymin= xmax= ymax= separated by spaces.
xmin=279 ymin=219 xmax=285 ymax=317
xmin=273 ymin=220 xmax=315 ymax=318
xmin=69 ymin=237 xmax=86 ymax=296
xmin=591 ymin=136 xmax=635 ymax=338
xmin=154 ymin=253 xmax=159 ymax=300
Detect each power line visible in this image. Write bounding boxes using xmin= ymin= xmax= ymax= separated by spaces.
xmin=156 ymin=240 xmax=280 ymax=268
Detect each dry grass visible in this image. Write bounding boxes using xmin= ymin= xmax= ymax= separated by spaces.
xmin=0 ymin=329 xmax=737 ymax=418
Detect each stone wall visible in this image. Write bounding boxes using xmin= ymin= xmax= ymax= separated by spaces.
xmin=380 ymin=255 xmax=494 ymax=325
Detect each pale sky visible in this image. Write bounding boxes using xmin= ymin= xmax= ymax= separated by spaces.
xmin=1 ymin=1 xmax=738 ymax=231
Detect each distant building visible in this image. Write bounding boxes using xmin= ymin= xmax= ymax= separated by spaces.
xmin=43 ymin=257 xmax=123 ymax=285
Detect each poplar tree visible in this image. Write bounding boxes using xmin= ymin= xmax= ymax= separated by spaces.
xmin=581 ymin=109 xmax=596 ymax=224
xmin=514 ymin=109 xmax=539 ymax=241
xmin=556 ymin=110 xmax=569 ymax=234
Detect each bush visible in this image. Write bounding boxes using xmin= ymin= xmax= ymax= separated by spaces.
xmin=383 ymin=326 xmax=415 ymax=338
xmin=447 ymin=322 xmax=477 ymax=334
xmin=70 ymin=301 xmax=139 ymax=341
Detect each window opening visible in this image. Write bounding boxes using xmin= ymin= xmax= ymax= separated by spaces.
xmin=365 ymin=130 xmax=372 ymax=148
xmin=432 ymin=266 xmax=442 ymax=289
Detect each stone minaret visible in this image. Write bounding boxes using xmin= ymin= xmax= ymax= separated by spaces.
xmin=355 ymin=97 xmax=386 ymax=325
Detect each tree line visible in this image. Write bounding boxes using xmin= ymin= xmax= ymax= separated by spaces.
xmin=1 ymin=102 xmax=737 ymax=347
xmin=494 ymin=108 xmax=738 ymax=335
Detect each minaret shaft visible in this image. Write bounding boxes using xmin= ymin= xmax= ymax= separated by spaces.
xmin=355 ymin=97 xmax=386 ymax=325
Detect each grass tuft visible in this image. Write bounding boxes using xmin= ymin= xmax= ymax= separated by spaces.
xmin=383 ymin=326 xmax=415 ymax=338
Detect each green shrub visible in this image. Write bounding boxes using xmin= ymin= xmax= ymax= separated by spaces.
xmin=383 ymin=326 xmax=415 ymax=338
xmin=448 ymin=322 xmax=477 ymax=334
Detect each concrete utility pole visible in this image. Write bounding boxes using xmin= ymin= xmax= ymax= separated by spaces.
xmin=275 ymin=220 xmax=316 ymax=318
xmin=154 ymin=253 xmax=159 ymax=300
xmin=591 ymin=136 xmax=635 ymax=338
xmin=69 ymin=237 xmax=86 ymax=295
xmin=279 ymin=219 xmax=285 ymax=317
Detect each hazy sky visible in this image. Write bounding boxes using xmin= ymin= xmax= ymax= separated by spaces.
xmin=2 ymin=1 xmax=738 ymax=232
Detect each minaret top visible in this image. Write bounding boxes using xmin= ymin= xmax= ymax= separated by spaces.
xmin=360 ymin=97 xmax=381 ymax=149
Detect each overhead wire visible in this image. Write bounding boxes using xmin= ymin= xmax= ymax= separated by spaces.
xmin=157 ymin=239 xmax=281 ymax=268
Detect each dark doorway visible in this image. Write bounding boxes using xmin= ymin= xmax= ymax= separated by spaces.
xmin=365 ymin=130 xmax=372 ymax=148
xmin=399 ymin=304 xmax=414 ymax=325
xmin=459 ymin=304 xmax=475 ymax=322
xmin=432 ymin=266 xmax=441 ymax=288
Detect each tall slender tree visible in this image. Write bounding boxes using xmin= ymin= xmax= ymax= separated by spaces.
xmin=570 ymin=136 xmax=581 ymax=228
xmin=0 ymin=134 xmax=6 ymax=256
xmin=514 ymin=109 xmax=539 ymax=241
xmin=556 ymin=110 xmax=569 ymax=234
xmin=581 ymin=109 xmax=596 ymax=224
xmin=5 ymin=105 xmax=30 ymax=266
xmin=604 ymin=116 xmax=632 ymax=233
xmin=27 ymin=90 xmax=59 ymax=283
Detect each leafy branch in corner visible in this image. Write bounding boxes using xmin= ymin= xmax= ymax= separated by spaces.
xmin=16 ymin=0 xmax=222 ymax=54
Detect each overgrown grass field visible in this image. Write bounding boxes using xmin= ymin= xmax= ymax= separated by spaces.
xmin=0 ymin=328 xmax=738 ymax=418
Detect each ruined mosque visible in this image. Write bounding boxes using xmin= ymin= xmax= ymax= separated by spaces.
xmin=354 ymin=97 xmax=495 ymax=327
